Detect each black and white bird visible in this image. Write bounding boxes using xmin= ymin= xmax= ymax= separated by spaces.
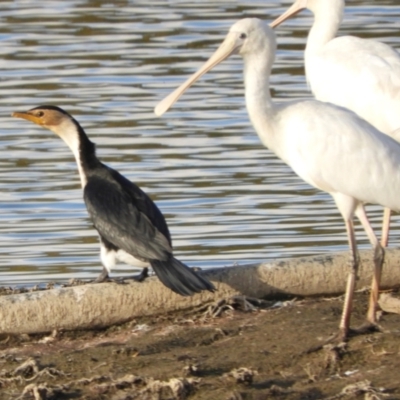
xmin=13 ymin=105 xmax=215 ymax=296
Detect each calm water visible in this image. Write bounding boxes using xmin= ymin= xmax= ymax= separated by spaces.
xmin=1 ymin=0 xmax=399 ymax=286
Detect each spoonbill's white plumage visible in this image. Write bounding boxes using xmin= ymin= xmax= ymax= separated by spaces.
xmin=155 ymin=18 xmax=400 ymax=340
xmin=270 ymin=0 xmax=400 ymax=247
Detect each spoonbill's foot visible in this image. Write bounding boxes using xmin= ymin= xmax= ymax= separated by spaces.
xmin=306 ymin=322 xmax=381 ymax=354
xmin=350 ymin=320 xmax=382 ymax=335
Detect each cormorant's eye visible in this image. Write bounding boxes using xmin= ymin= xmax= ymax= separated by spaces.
xmin=240 ymin=33 xmax=247 ymax=39
xmin=36 ymin=111 xmax=44 ymax=117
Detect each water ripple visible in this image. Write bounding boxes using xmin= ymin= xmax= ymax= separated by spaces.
xmin=0 ymin=0 xmax=398 ymax=285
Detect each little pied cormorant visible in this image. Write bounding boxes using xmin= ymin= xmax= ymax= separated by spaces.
xmin=12 ymin=105 xmax=215 ymax=296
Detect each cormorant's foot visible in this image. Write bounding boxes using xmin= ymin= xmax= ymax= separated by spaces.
xmin=93 ymin=270 xmax=111 ymax=283
xmin=133 ymin=267 xmax=149 ymax=282
xmin=110 ymin=268 xmax=150 ymax=285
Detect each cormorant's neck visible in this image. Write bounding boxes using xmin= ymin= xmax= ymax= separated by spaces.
xmin=51 ymin=117 xmax=100 ymax=188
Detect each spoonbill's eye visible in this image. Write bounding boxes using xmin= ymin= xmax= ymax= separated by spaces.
xmin=240 ymin=33 xmax=247 ymax=39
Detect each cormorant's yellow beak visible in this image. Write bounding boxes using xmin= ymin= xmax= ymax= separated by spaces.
xmin=12 ymin=111 xmax=44 ymax=126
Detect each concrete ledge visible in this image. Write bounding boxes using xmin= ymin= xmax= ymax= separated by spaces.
xmin=1 ymin=248 xmax=400 ymax=334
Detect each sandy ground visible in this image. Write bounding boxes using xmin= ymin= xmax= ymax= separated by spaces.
xmin=1 ymin=289 xmax=400 ymax=400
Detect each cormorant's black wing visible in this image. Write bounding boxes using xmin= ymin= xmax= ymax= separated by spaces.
xmin=84 ymin=166 xmax=172 ymax=261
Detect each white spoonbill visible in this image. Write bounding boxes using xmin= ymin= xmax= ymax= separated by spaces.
xmin=270 ymin=0 xmax=400 ymax=248
xmin=155 ymin=18 xmax=400 ymax=341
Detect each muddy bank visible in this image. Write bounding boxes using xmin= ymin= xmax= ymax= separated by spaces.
xmin=1 ymin=291 xmax=400 ymax=399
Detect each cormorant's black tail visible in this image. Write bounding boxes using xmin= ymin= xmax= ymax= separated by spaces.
xmin=150 ymin=257 xmax=215 ymax=296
